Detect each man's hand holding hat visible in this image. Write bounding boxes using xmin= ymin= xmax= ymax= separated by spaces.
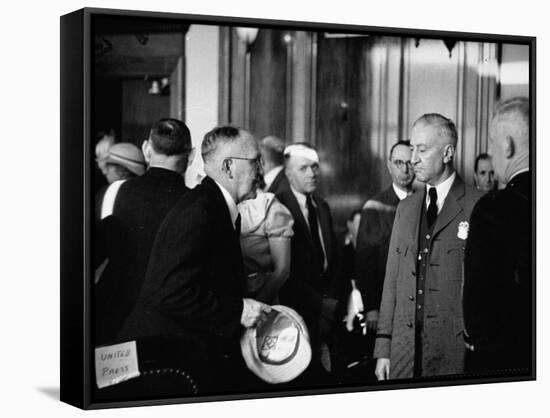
xmin=241 ymin=298 xmax=272 ymax=328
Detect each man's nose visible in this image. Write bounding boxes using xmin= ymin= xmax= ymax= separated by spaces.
xmin=411 ymin=150 xmax=419 ymax=164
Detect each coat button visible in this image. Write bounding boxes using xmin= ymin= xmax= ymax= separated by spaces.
xmin=411 ymin=271 xmax=416 ymax=277
xmin=407 ymin=322 xmax=413 ymax=328
xmin=408 ymin=295 xmax=414 ymax=301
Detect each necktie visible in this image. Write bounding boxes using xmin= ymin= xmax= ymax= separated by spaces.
xmin=235 ymin=213 xmax=242 ymax=236
xmin=427 ymin=187 xmax=438 ymax=228
xmin=306 ymin=194 xmax=325 ymax=272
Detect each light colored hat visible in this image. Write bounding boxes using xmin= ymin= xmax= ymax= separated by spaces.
xmin=240 ymin=305 xmax=311 ymax=384
xmin=105 ymin=143 xmax=146 ymax=176
xmin=95 ymin=135 xmax=115 ymax=160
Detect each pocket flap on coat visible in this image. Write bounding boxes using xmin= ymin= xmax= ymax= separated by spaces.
xmin=454 ymin=317 xmax=465 ymax=336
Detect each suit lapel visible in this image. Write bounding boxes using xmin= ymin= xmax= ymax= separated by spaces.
xmin=385 ymin=185 xmax=401 ymax=207
xmin=280 ymin=187 xmax=313 ymax=248
xmin=267 ymin=168 xmax=286 ymax=194
xmin=432 ymin=175 xmax=465 ymax=238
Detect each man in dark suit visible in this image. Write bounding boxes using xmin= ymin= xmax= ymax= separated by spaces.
xmin=374 ymin=114 xmax=482 ymax=380
xmin=274 ymin=143 xmax=339 ymax=374
xmin=463 ymin=97 xmax=531 ymax=375
xmin=356 ymin=140 xmax=415 ymax=339
xmin=95 ymin=119 xmax=193 ymax=345
xmin=119 ymin=126 xmax=271 ymax=392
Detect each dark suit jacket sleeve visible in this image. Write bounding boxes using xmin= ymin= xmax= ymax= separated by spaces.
xmin=145 ymin=198 xmax=243 ymax=339
xmin=463 ymin=195 xmax=498 ymax=345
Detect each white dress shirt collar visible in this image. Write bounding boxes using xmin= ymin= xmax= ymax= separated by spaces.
xmin=425 ymin=171 xmax=456 ymax=213
xmin=290 ymin=185 xmax=309 ymax=225
xmin=263 ymin=166 xmax=283 ymax=190
xmin=392 ymin=183 xmax=410 ymax=201
xmin=213 ymin=180 xmax=239 ymax=229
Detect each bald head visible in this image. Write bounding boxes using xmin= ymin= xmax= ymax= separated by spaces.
xmin=489 ymin=97 xmax=530 ymax=184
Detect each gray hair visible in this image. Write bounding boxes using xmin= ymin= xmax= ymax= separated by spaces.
xmin=413 ymin=113 xmax=458 ymax=147
xmin=493 ymin=97 xmax=529 ymax=140
xmin=201 ymin=126 xmax=250 ymax=163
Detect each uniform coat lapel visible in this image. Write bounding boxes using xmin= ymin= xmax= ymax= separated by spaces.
xmin=431 ymin=175 xmax=465 ymax=239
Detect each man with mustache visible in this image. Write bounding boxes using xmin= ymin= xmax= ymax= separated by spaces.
xmin=374 ymin=114 xmax=482 ymax=380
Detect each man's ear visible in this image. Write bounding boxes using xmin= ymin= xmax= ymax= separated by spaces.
xmin=222 ymin=158 xmax=234 ymax=179
xmin=186 ymin=148 xmax=196 ymax=168
xmin=505 ymin=136 xmax=515 ymax=158
xmin=141 ymin=140 xmax=151 ymax=165
xmin=386 ymin=158 xmax=392 ymax=173
xmin=443 ymin=145 xmax=455 ymax=164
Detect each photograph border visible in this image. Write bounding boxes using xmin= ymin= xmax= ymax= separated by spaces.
xmin=60 ymin=6 xmax=536 ymax=410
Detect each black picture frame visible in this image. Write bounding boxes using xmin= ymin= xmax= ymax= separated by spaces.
xmin=60 ymin=7 xmax=536 ymax=410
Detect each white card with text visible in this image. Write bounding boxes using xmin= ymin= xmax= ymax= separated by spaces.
xmin=95 ymin=341 xmax=140 ymax=389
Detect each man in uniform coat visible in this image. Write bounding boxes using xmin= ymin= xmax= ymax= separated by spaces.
xmin=463 ymin=97 xmax=531 ymax=375
xmin=118 ymin=126 xmax=271 ymax=392
xmin=374 ymin=114 xmax=482 ymax=380
xmin=356 ymin=140 xmax=415 ymax=340
xmin=95 ymin=119 xmax=193 ymax=344
xmin=274 ymin=143 xmax=339 ymax=373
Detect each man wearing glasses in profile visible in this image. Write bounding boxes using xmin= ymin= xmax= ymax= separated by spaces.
xmin=355 ymin=140 xmax=415 ymax=363
xmin=118 ymin=126 xmax=271 ymax=394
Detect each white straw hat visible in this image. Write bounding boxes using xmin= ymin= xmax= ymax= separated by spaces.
xmin=240 ymin=305 xmax=311 ymax=384
xmin=105 ymin=143 xmax=146 ymax=176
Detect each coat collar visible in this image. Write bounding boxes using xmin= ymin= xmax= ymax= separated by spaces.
xmin=431 ymin=174 xmax=466 ymax=238
xmin=145 ymin=166 xmax=186 ymax=184
xmin=282 ymin=186 xmax=313 ymax=246
xmin=406 ymin=174 xmax=466 ymax=242
xmin=201 ymin=176 xmax=236 ymax=233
